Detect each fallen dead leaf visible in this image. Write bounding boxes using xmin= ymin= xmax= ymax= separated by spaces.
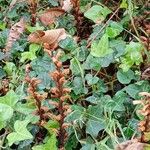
xmin=115 ymin=140 xmax=150 ymax=150
xmin=5 ymin=18 xmax=25 ymax=51
xmin=39 ymin=8 xmax=65 ymax=26
xmin=28 ymin=28 xmax=67 ymax=49
xmin=62 ymin=0 xmax=73 ymax=12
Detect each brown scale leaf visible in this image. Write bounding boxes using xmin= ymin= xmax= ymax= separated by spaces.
xmin=5 ymin=18 xmax=25 ymax=51
xmin=39 ymin=8 xmax=65 ymax=26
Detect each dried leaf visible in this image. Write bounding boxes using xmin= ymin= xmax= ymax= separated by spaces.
xmin=5 ymin=18 xmax=25 ymax=51
xmin=39 ymin=8 xmax=65 ymax=26
xmin=28 ymin=28 xmax=67 ymax=49
xmin=115 ymin=140 xmax=145 ymax=150
xmin=62 ymin=0 xmax=73 ymax=12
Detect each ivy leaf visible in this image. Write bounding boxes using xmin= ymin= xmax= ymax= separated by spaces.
xmin=3 ymin=62 xmax=16 ymax=76
xmin=0 ymin=67 xmax=6 ymax=79
xmin=117 ymin=69 xmax=135 ymax=84
xmin=81 ymin=144 xmax=95 ymax=150
xmin=0 ymin=104 xmax=13 ymax=129
xmin=91 ymin=34 xmax=113 ymax=57
xmin=7 ymin=120 xmax=33 ymax=146
xmin=0 ymin=90 xmax=19 ymax=107
xmin=86 ymin=95 xmax=99 ymax=104
xmin=0 ymin=22 xmax=6 ymax=30
xmin=26 ymin=23 xmax=44 ymax=33
xmin=120 ymin=42 xmax=143 ymax=72
xmin=43 ymin=120 xmax=59 ymax=134
xmin=20 ymin=44 xmax=40 ymax=62
xmin=48 ymin=0 xmax=59 ymax=6
xmin=72 ymin=77 xmax=87 ymax=95
xmin=59 ymin=37 xmax=77 ymax=51
xmin=84 ymin=5 xmax=111 ymax=23
xmin=110 ymin=40 xmax=126 ymax=58
xmin=66 ymin=105 xmax=85 ymax=128
xmin=85 ymin=74 xmax=99 ymax=85
xmin=84 ymin=53 xmax=114 ymax=70
xmin=86 ymin=104 xmax=105 ymax=137
xmin=105 ymin=91 xmax=127 ymax=112
xmin=70 ymin=57 xmax=84 ymax=77
xmin=32 ymin=134 xmax=57 ymax=150
xmin=124 ymin=81 xmax=150 ymax=99
xmin=83 ymin=54 xmax=101 ymax=70
xmin=120 ymin=0 xmax=128 ymax=8
xmin=0 ymin=90 xmax=19 ymax=129
xmin=106 ymin=21 xmax=123 ymax=38
xmin=31 ymin=54 xmax=55 ymax=90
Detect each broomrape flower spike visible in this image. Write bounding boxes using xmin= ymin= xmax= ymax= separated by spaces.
xmin=46 ymin=50 xmax=71 ymax=150
xmin=133 ymin=92 xmax=150 ymax=143
xmin=25 ymin=64 xmax=47 ymax=124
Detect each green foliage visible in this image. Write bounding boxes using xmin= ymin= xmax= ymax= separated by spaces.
xmin=117 ymin=69 xmax=135 ymax=84
xmin=32 ymin=134 xmax=57 ymax=150
xmin=7 ymin=120 xmax=33 ymax=146
xmin=120 ymin=42 xmax=143 ymax=72
xmin=0 ymin=0 xmax=149 ymax=149
xmin=91 ymin=34 xmax=113 ymax=57
xmin=70 ymin=57 xmax=84 ymax=77
xmin=21 ymin=44 xmax=41 ymax=62
xmin=84 ymin=5 xmax=111 ymax=23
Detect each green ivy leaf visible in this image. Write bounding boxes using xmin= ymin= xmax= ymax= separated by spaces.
xmin=117 ymin=69 xmax=135 ymax=84
xmin=86 ymin=95 xmax=99 ymax=104
xmin=32 ymin=134 xmax=57 ymax=150
xmin=86 ymin=104 xmax=105 ymax=137
xmin=59 ymin=37 xmax=77 ymax=51
xmin=0 ymin=90 xmax=19 ymax=107
xmin=70 ymin=57 xmax=84 ymax=77
xmin=120 ymin=0 xmax=128 ymax=8
xmin=0 ymin=104 xmax=13 ymax=129
xmin=0 ymin=22 xmax=6 ymax=30
xmin=26 ymin=23 xmax=44 ymax=33
xmin=7 ymin=120 xmax=33 ymax=146
xmin=85 ymin=74 xmax=99 ymax=85
xmin=105 ymin=91 xmax=127 ymax=112
xmin=72 ymin=77 xmax=87 ymax=95
xmin=0 ymin=67 xmax=6 ymax=79
xmin=124 ymin=81 xmax=150 ymax=99
xmin=110 ymin=40 xmax=126 ymax=58
xmin=66 ymin=105 xmax=85 ymax=128
xmin=91 ymin=34 xmax=113 ymax=57
xmin=84 ymin=5 xmax=111 ymax=23
xmin=106 ymin=21 xmax=123 ymax=38
xmin=3 ymin=62 xmax=16 ymax=76
xmin=120 ymin=42 xmax=143 ymax=72
xmin=0 ymin=90 xmax=19 ymax=129
xmin=81 ymin=144 xmax=95 ymax=150
xmin=48 ymin=0 xmax=59 ymax=6
xmin=43 ymin=120 xmax=59 ymax=134
xmin=83 ymin=54 xmax=101 ymax=70
xmin=20 ymin=44 xmax=41 ymax=62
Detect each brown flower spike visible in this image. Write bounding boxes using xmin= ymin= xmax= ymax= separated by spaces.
xmin=47 ymin=50 xmax=71 ymax=150
xmin=133 ymin=92 xmax=150 ymax=143
xmin=25 ymin=64 xmax=47 ymax=124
